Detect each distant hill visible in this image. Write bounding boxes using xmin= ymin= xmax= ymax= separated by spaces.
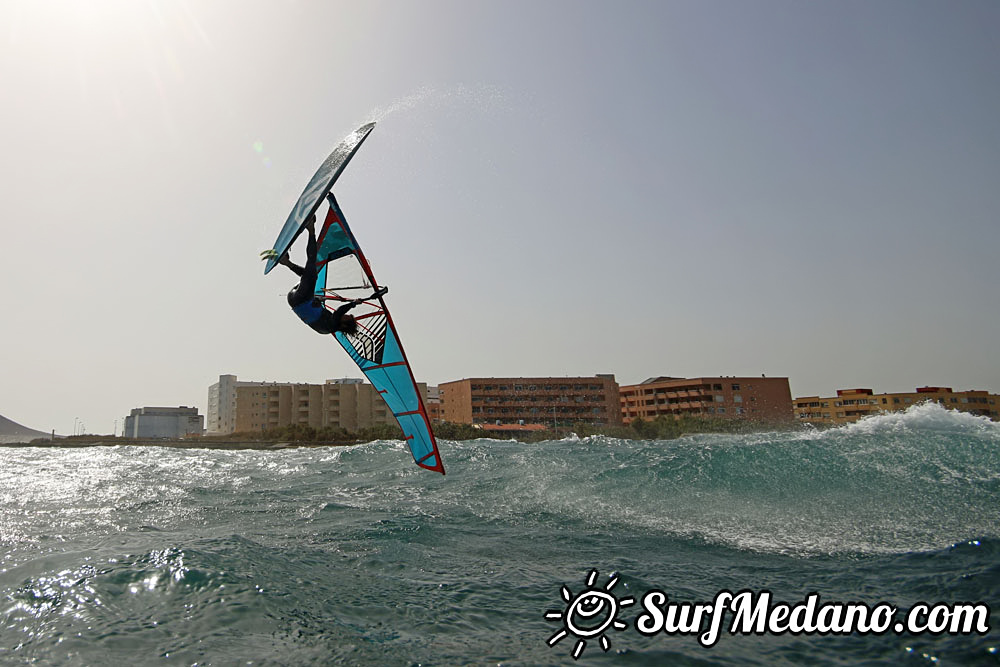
xmin=0 ymin=414 xmax=51 ymax=443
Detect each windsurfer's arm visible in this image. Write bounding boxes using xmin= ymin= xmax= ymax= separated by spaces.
xmin=334 ymin=299 xmax=361 ymax=318
xmin=278 ymin=254 xmax=304 ymax=276
xmin=334 ymin=287 xmax=387 ymax=317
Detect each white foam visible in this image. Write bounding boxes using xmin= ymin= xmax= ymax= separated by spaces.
xmin=841 ymin=400 xmax=999 ymax=435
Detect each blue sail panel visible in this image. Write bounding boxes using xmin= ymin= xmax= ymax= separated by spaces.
xmin=335 ymin=325 xmax=440 ymax=471
xmin=314 ymin=265 xmax=327 ymax=298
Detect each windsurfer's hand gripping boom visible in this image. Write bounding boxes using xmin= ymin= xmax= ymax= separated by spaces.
xmin=356 ymin=286 xmax=388 ymax=303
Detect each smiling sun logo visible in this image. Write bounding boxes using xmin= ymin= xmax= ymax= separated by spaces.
xmin=545 ymin=569 xmax=635 ymax=659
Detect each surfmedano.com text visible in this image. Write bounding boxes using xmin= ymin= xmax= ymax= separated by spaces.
xmin=636 ymin=589 xmax=991 ymax=647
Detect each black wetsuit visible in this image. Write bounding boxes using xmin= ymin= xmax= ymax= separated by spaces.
xmin=285 ymin=225 xmax=356 ymax=335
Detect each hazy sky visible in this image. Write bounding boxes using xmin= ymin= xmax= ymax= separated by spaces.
xmin=2 ymin=0 xmax=998 ymax=435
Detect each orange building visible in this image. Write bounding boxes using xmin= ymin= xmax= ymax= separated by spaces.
xmin=619 ymin=376 xmax=794 ymax=424
xmin=439 ymin=376 xmax=621 ymax=427
xmin=793 ymin=386 xmax=999 ymax=425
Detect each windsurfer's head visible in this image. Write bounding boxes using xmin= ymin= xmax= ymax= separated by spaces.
xmin=339 ymin=314 xmax=358 ymax=335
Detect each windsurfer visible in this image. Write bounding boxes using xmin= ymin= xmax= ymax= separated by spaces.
xmin=265 ymin=214 xmax=383 ymax=336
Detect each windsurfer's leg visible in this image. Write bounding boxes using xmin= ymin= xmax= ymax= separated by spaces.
xmin=303 ymin=220 xmax=318 ymax=274
xmin=287 ymin=226 xmax=319 ymax=307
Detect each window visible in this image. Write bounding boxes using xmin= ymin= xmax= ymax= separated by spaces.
xmin=732 ymin=384 xmax=740 ymax=391
xmin=734 ymin=394 xmax=742 ymax=403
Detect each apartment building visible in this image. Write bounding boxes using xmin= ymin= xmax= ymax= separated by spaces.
xmin=208 ymin=374 xmax=428 ymax=434
xmin=619 ymin=376 xmax=794 ymax=424
xmin=439 ymin=375 xmax=621 ymax=427
xmin=793 ymin=386 xmax=1000 ymax=425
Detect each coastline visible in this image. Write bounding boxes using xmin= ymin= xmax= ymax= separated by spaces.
xmin=0 ymin=437 xmax=344 ymax=451
xmin=0 ymin=415 xmax=802 ymax=450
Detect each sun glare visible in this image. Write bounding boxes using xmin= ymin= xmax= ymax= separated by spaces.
xmin=5 ymin=0 xmax=214 ymax=140
xmin=8 ymin=0 xmax=210 ymax=80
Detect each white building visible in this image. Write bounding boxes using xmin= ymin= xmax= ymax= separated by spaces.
xmin=122 ymin=406 xmax=204 ymax=439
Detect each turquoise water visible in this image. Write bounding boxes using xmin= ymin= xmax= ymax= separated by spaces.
xmin=1 ymin=402 xmax=997 ymax=665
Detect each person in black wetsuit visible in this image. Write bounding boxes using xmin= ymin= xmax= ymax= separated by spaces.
xmin=270 ymin=214 xmax=383 ymax=336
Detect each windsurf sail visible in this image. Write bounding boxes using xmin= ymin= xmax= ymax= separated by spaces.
xmin=264 ymin=123 xmax=445 ymax=474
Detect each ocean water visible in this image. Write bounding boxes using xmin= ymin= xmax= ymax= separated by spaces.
xmin=1 ymin=402 xmax=998 ymax=665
